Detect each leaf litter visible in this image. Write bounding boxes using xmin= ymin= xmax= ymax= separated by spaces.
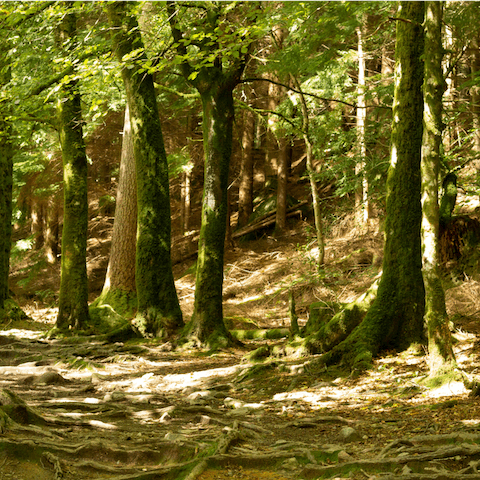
xmin=4 ymin=227 xmax=480 ymax=479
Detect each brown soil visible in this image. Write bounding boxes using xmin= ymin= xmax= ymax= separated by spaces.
xmin=3 ymin=217 xmax=480 ymax=480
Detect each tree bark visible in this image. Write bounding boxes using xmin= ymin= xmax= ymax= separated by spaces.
xmin=108 ymin=2 xmax=183 ymax=337
xmin=238 ymin=106 xmax=255 ymax=229
xmin=422 ymin=1 xmax=456 ymax=375
xmin=275 ymin=136 xmax=289 ymax=234
xmin=56 ymin=4 xmax=90 ymax=330
xmin=188 ymin=85 xmax=236 ymax=345
xmin=319 ymin=2 xmax=426 ymax=371
xmin=470 ymin=31 xmax=480 ymax=198
xmin=167 ymin=0 xmax=249 ymax=347
xmin=95 ymin=105 xmax=137 ymax=315
xmin=355 ymin=23 xmax=369 ymax=227
xmin=45 ymin=196 xmax=60 ymax=264
xmin=291 ymin=76 xmax=325 ymax=268
xmin=0 ymin=85 xmax=13 ymax=315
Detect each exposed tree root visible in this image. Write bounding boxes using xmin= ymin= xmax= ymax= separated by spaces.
xmin=302 ymin=277 xmax=379 ymax=356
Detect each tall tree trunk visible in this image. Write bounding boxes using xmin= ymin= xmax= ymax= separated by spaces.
xmin=355 ymin=23 xmax=369 ymax=227
xmin=188 ymin=85 xmax=235 ymax=346
xmin=291 ymin=76 xmax=325 ymax=268
xmin=470 ymin=31 xmax=480 ymax=199
xmin=0 ymin=94 xmax=13 ymax=315
xmin=167 ymin=0 xmax=248 ymax=348
xmin=268 ymin=25 xmax=288 ymax=232
xmin=320 ymin=2 xmax=426 ymax=371
xmin=275 ymin=136 xmax=289 ymax=234
xmin=56 ymin=4 xmax=90 ymax=330
xmin=108 ymin=2 xmax=183 ymax=338
xmin=0 ymin=17 xmax=13 ymax=313
xmin=422 ymin=1 xmax=456 ymax=375
xmin=95 ymin=105 xmax=137 ymax=315
xmin=45 ymin=196 xmax=59 ymax=265
xmin=238 ymin=106 xmax=255 ymax=229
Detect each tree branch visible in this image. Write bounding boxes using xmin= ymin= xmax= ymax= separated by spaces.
xmin=240 ymin=77 xmax=356 ymax=109
xmin=29 ymin=47 xmax=111 ymax=97
xmin=0 ymin=1 xmax=56 ymax=30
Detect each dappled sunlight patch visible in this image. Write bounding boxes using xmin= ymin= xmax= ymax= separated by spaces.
xmin=0 ymin=328 xmax=45 ymax=340
xmin=424 ymin=380 xmax=469 ymax=398
xmin=160 ymin=364 xmax=243 ymax=392
xmin=88 ymin=419 xmax=118 ymax=429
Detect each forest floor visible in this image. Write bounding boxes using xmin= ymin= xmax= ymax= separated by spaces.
xmin=3 ymin=218 xmax=480 ymax=479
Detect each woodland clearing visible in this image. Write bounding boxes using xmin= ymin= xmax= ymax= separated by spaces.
xmin=3 ymin=218 xmax=480 ymax=480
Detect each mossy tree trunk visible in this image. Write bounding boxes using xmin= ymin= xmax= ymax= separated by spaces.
xmin=422 ymin=1 xmax=456 ymax=375
xmin=167 ymin=1 xmax=249 ymax=347
xmin=320 ymin=2 xmax=426 ymax=371
xmin=94 ymin=105 xmax=137 ymax=316
xmin=188 ymin=84 xmax=236 ymax=345
xmin=0 ymin=8 xmax=13 ymax=316
xmin=108 ymin=2 xmax=183 ymax=338
xmin=56 ymin=4 xmax=90 ymax=330
xmin=0 ymin=92 xmax=13 ymax=318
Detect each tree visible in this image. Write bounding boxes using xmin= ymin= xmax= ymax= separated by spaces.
xmin=318 ymin=2 xmax=426 ymax=371
xmin=355 ymin=21 xmax=369 ymax=227
xmin=421 ymin=1 xmax=456 ymax=375
xmin=167 ymin=1 xmax=262 ymax=347
xmin=0 ymin=2 xmax=63 ymax=320
xmin=94 ymin=105 xmax=137 ymax=316
xmin=56 ymin=2 xmax=90 ymax=330
xmin=237 ymin=86 xmax=256 ymax=230
xmin=107 ymin=1 xmax=183 ymax=338
xmin=0 ymin=39 xmax=13 ymax=317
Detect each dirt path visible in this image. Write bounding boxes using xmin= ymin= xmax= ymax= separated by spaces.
xmin=2 ymin=315 xmax=480 ymax=480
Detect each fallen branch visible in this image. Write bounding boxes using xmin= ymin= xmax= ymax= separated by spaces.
xmin=233 ymin=201 xmax=308 ymax=239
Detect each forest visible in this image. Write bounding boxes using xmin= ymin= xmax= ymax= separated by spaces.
xmin=2 ymin=1 xmax=480 ymax=479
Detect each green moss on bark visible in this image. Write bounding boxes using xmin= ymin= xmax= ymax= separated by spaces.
xmin=108 ymin=2 xmax=183 ymax=338
xmin=185 ymin=83 xmax=238 ymax=347
xmin=316 ymin=2 xmax=426 ymax=372
xmin=56 ymin=7 xmax=89 ymax=331
xmin=0 ymin=41 xmax=13 ymax=312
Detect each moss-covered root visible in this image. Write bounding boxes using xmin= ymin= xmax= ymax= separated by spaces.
xmin=0 ymin=408 xmax=13 ymax=433
xmin=0 ymin=299 xmax=30 ymax=324
xmin=0 ymin=389 xmax=45 ymax=426
xmin=181 ymin=321 xmax=243 ymax=352
xmin=91 ymin=287 xmax=137 ymax=318
xmin=304 ymin=278 xmax=379 ymax=355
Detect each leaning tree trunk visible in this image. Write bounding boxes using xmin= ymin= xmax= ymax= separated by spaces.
xmin=188 ymin=84 xmax=236 ymax=346
xmin=108 ymin=2 xmax=183 ymax=338
xmin=56 ymin=5 xmax=90 ymax=331
xmin=422 ymin=1 xmax=456 ymax=375
xmin=319 ymin=2 xmax=426 ymax=371
xmin=94 ymin=105 xmax=137 ymax=316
